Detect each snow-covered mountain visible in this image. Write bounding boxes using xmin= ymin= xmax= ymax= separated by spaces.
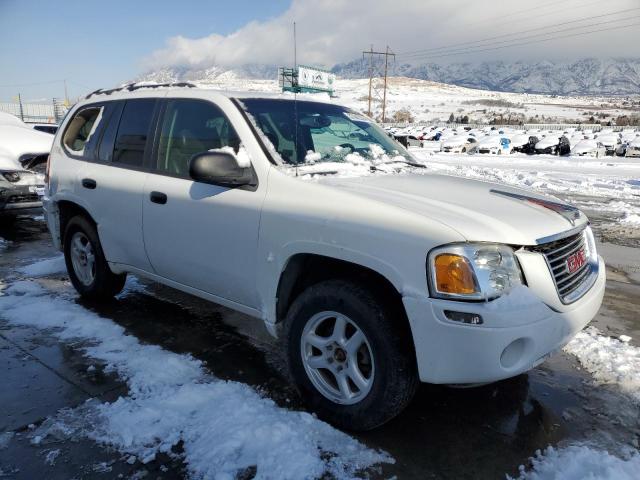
xmin=139 ymin=58 xmax=640 ymax=96
xmin=333 ymin=58 xmax=640 ymax=96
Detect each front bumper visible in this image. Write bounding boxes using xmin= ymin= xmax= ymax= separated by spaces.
xmin=0 ymin=184 xmax=43 ymax=216
xmin=403 ymin=256 xmax=606 ymax=384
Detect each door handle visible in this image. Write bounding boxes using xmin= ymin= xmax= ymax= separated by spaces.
xmin=81 ymin=178 xmax=97 ymax=189
xmin=150 ymin=191 xmax=167 ymax=205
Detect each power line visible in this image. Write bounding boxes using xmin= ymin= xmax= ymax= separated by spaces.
xmin=399 ymin=14 xmax=640 ymax=60
xmin=459 ymin=0 xmax=612 ymax=35
xmin=362 ymin=46 xmax=395 ymax=122
xmin=464 ymin=0 xmax=560 ymax=28
xmin=398 ymin=6 xmax=640 ymax=57
xmin=396 ymin=21 xmax=640 ymax=62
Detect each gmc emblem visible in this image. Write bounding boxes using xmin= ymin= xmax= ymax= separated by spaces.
xmin=566 ymin=249 xmax=587 ymax=274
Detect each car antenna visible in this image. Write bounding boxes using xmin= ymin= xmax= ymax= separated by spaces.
xmin=293 ymin=21 xmax=299 ymax=177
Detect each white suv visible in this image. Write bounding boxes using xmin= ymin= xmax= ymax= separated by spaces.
xmin=44 ymin=85 xmax=605 ymax=430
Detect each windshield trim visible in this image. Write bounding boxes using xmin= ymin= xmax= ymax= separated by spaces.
xmin=231 ymin=97 xmax=280 ymax=166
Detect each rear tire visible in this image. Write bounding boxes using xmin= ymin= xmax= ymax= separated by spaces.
xmin=284 ymin=279 xmax=418 ymax=431
xmin=63 ymin=215 xmax=126 ymax=300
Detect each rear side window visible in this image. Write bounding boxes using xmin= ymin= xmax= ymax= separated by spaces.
xmin=112 ymin=99 xmax=156 ymax=167
xmin=97 ymin=101 xmax=125 ymax=163
xmin=155 ymin=99 xmax=240 ymax=176
xmin=63 ymin=106 xmax=104 ymax=155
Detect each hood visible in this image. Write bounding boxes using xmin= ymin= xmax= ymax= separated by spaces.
xmin=477 ymin=136 xmax=502 ymax=147
xmin=571 ymin=140 xmax=599 ymax=154
xmin=535 ymin=137 xmax=560 ymax=149
xmin=510 ymin=135 xmax=530 ymax=147
xmin=320 ymin=173 xmax=587 ymax=246
xmin=0 ymin=124 xmax=53 ymax=161
xmin=597 ymin=135 xmax=619 ymax=147
xmin=441 ymin=137 xmax=468 ymax=147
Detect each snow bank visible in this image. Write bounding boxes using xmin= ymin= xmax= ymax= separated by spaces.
xmin=0 ymin=280 xmax=391 ymax=479
xmin=511 ymin=445 xmax=640 ymax=480
xmin=17 ymin=255 xmax=66 ymax=277
xmin=564 ymin=327 xmax=640 ymax=403
xmin=620 ymin=213 xmax=640 ymax=225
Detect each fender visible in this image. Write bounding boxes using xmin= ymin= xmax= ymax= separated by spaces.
xmin=258 ymin=239 xmax=406 ymax=327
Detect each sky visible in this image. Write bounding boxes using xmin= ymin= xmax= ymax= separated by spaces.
xmin=1 ymin=0 xmax=639 ymax=102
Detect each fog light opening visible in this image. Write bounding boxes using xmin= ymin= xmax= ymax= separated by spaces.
xmin=500 ymin=338 xmax=529 ymax=369
xmin=444 ymin=310 xmax=483 ymax=325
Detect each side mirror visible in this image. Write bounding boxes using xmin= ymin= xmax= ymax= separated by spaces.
xmin=189 ymin=150 xmax=254 ymax=187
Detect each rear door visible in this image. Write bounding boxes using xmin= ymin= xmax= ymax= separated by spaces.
xmin=78 ymin=98 xmax=159 ymax=271
xmin=142 ymin=97 xmax=266 ymax=308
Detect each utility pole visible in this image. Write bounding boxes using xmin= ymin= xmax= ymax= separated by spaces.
xmin=382 ymin=45 xmax=390 ymax=123
xmin=63 ymin=79 xmax=69 ymax=106
xmin=17 ymin=93 xmax=24 ymax=122
xmin=361 ymin=46 xmax=395 ymax=122
xmin=366 ymin=45 xmax=373 ymax=116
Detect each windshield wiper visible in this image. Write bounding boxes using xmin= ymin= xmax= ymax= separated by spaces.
xmin=376 ymin=159 xmax=427 ymax=169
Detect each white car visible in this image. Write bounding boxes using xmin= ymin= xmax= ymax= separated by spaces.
xmin=0 ymin=113 xmax=51 ymax=221
xmin=571 ymin=139 xmax=606 ymax=158
xmin=44 ymin=86 xmax=605 ymax=430
xmin=475 ymin=135 xmax=510 ymax=154
xmin=595 ymin=134 xmax=623 ymax=156
xmin=625 ymin=138 xmax=640 ymax=158
xmin=440 ymin=135 xmax=477 ymax=153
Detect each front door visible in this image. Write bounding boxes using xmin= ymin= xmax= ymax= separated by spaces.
xmin=142 ymin=98 xmax=265 ymax=308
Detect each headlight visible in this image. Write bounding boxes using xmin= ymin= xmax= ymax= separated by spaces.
xmin=428 ymin=244 xmax=523 ymax=301
xmin=583 ymin=225 xmax=598 ymax=263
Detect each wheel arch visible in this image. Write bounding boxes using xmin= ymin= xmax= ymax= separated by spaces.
xmin=57 ymin=199 xmax=97 ymax=247
xmin=275 ymin=253 xmax=409 ymax=331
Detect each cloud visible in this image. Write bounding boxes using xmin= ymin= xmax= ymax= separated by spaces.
xmin=143 ymin=0 xmax=640 ymax=71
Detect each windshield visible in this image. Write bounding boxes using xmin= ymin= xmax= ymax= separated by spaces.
xmin=239 ymin=98 xmax=411 ymax=166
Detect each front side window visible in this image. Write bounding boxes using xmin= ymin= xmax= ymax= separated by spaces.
xmin=155 ymin=99 xmax=240 ymax=176
xmin=112 ymin=99 xmax=156 ymax=167
xmin=63 ymin=106 xmax=103 ymax=154
xmin=239 ymin=98 xmax=410 ymax=165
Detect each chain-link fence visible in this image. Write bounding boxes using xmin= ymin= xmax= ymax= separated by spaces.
xmin=0 ymin=98 xmax=69 ymax=124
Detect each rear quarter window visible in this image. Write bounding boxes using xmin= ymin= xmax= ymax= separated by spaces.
xmin=62 ymin=106 xmax=105 ymax=156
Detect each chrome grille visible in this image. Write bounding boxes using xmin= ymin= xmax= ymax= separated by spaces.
xmin=529 ymin=229 xmax=593 ymax=303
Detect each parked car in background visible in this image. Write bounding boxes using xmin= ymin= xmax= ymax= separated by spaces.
xmin=595 ymin=134 xmax=623 ymax=156
xmin=440 ymin=135 xmax=477 ymax=153
xmin=44 ymin=86 xmax=605 ymax=430
xmin=476 ymin=135 xmax=510 ymax=154
xmin=0 ymin=112 xmax=53 ymax=170
xmin=625 ymin=137 xmax=640 ymax=158
xmin=571 ymin=139 xmax=606 ymax=158
xmin=535 ymin=135 xmax=570 ymax=155
xmin=393 ymin=134 xmax=422 ymax=148
xmin=0 ymin=112 xmax=50 ymax=221
xmin=509 ymin=134 xmax=533 ymax=154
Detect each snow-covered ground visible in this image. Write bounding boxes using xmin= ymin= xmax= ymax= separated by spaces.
xmin=163 ymin=75 xmax=638 ymax=125
xmin=410 ymin=150 xmax=640 ymax=230
xmin=0 ymin=275 xmax=391 ymax=479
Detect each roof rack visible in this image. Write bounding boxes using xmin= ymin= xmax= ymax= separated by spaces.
xmin=85 ymin=81 xmax=197 ymax=99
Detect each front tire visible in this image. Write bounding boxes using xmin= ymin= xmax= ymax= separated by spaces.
xmin=284 ymin=280 xmax=418 ymax=430
xmin=64 ymin=216 xmax=126 ymax=300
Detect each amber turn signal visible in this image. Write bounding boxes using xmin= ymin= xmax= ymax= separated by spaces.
xmin=433 ymin=254 xmax=478 ymax=295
